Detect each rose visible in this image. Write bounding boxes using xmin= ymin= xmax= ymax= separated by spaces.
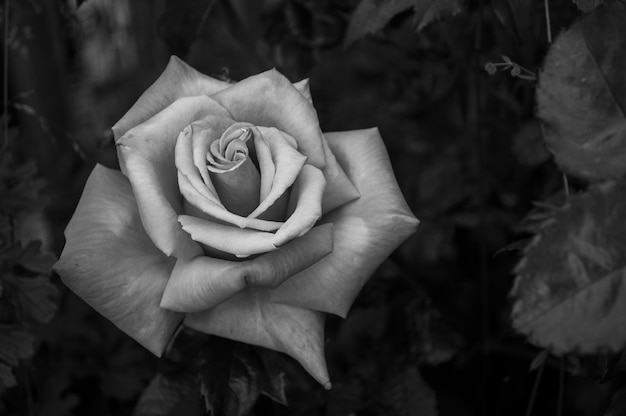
xmin=54 ymin=57 xmax=418 ymax=387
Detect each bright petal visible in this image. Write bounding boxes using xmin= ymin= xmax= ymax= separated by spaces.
xmin=118 ymin=95 xmax=230 ymax=258
xmin=178 ymin=173 xmax=283 ymax=232
xmin=112 ymin=56 xmax=231 ymax=140
xmin=185 ymin=292 xmax=331 ymax=389
xmin=178 ymin=215 xmax=278 ymax=257
xmin=53 ymin=165 xmax=183 ymax=356
xmin=212 ymin=69 xmax=327 ymax=168
xmin=274 ymin=164 xmax=326 ymax=247
xmin=320 ymin=137 xmax=360 ymax=213
xmin=248 ymin=127 xmax=307 ymax=219
xmin=269 ymin=128 xmax=419 ymax=317
xmin=293 ymin=78 xmax=313 ymax=104
xmin=160 ymin=223 xmax=333 ymax=312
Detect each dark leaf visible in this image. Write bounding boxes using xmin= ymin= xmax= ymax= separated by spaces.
xmin=4 ymin=275 xmax=58 ymax=324
xmin=345 ymin=0 xmax=413 ymax=44
xmin=157 ymin=0 xmax=216 ymax=58
xmin=511 ymin=181 xmax=626 ymax=354
xmin=537 ymin=1 xmax=626 ymax=181
xmin=36 ymin=373 xmax=80 ymax=416
xmin=406 ymin=294 xmax=463 ymax=365
xmin=529 ymin=350 xmax=548 ymax=372
xmin=133 ymin=373 xmax=199 ymax=416
xmin=381 ymin=365 xmax=437 ymax=416
xmin=0 ymin=363 xmax=17 ymax=391
xmin=254 ymin=348 xmax=288 ymax=406
xmin=412 ymin=0 xmax=462 ymax=31
xmin=605 ymin=381 xmax=626 ymax=416
xmin=0 ymin=330 xmax=34 ymax=366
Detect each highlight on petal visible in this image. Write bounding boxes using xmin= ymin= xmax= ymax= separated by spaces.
xmin=178 ymin=215 xmax=278 ymax=257
xmin=212 ymin=69 xmax=327 ymax=168
xmin=161 ymin=223 xmax=333 ymax=312
xmin=269 ymin=128 xmax=419 ymax=317
xmin=53 ymin=165 xmax=183 ymax=356
xmin=112 ymin=56 xmax=231 ymax=140
xmin=117 ymin=95 xmax=230 ymax=258
xmin=184 ymin=292 xmax=331 ymax=388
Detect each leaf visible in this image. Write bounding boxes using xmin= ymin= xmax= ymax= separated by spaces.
xmin=406 ymin=294 xmax=463 ymax=365
xmin=381 ymin=365 xmax=437 ymax=416
xmin=345 ymin=0 xmax=413 ymax=45
xmin=605 ymin=381 xmax=626 ymax=416
xmin=0 ymin=363 xmax=17 ymax=391
xmin=133 ymin=373 xmax=199 ymax=416
xmin=511 ymin=181 xmax=626 ymax=354
xmin=412 ymin=0 xmax=462 ymax=31
xmin=0 ymin=330 xmax=34 ymax=366
xmin=4 ymin=275 xmax=58 ymax=324
xmin=536 ymin=1 xmax=626 ymax=181
xmin=157 ymin=0 xmax=216 ymax=58
xmin=574 ymin=0 xmax=603 ymax=13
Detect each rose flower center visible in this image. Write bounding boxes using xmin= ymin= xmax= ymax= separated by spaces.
xmin=206 ymin=124 xmax=262 ymax=217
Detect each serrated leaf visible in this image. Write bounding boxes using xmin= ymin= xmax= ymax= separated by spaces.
xmin=413 ymin=0 xmax=462 ymax=31
xmin=0 ymin=330 xmax=34 ymax=366
xmin=536 ymin=1 xmax=626 ymax=181
xmin=4 ymin=275 xmax=57 ymax=324
xmin=381 ymin=365 xmax=437 ymax=416
xmin=345 ymin=0 xmax=413 ymax=45
xmin=133 ymin=373 xmax=198 ymax=416
xmin=511 ymin=181 xmax=626 ymax=354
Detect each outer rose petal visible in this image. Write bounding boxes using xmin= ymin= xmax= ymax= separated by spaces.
xmin=118 ymin=95 xmax=230 ymax=259
xmin=160 ymin=223 xmax=333 ymax=312
xmin=184 ymin=291 xmax=331 ymax=389
xmin=112 ymin=56 xmax=231 ymax=140
xmin=212 ymin=69 xmax=327 ymax=168
xmin=269 ymin=128 xmax=419 ymax=317
xmin=53 ymin=165 xmax=183 ymax=356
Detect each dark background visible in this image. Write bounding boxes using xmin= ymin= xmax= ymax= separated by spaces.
xmin=1 ymin=0 xmax=621 ymax=415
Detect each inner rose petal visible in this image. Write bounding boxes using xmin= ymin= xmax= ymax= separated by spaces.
xmin=207 ymin=123 xmax=262 ymax=216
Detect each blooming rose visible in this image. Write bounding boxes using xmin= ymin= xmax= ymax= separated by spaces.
xmin=54 ymin=57 xmax=418 ymax=388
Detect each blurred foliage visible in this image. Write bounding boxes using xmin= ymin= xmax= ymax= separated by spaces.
xmin=3 ymin=0 xmax=626 ymax=415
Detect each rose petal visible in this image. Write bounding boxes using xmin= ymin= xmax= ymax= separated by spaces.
xmin=178 ymin=173 xmax=283 ymax=232
xmin=320 ymin=137 xmax=361 ymax=213
xmin=178 ymin=215 xmax=278 ymax=257
xmin=175 ymin=115 xmax=234 ymax=205
xmin=160 ymin=223 xmax=333 ymax=312
xmin=212 ymin=69 xmax=327 ymax=168
xmin=269 ymin=128 xmax=419 ymax=316
xmin=248 ymin=127 xmax=307 ymax=219
xmin=273 ymin=164 xmax=326 ymax=247
xmin=118 ymin=95 xmax=230 ymax=258
xmin=293 ymin=78 xmax=313 ymax=104
xmin=112 ymin=56 xmax=231 ymax=140
xmin=184 ymin=292 xmax=330 ymax=388
xmin=53 ymin=165 xmax=183 ymax=356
